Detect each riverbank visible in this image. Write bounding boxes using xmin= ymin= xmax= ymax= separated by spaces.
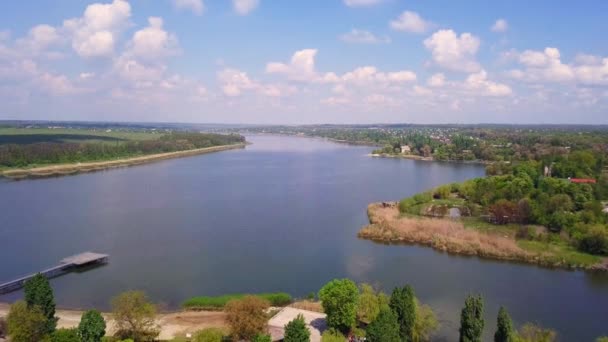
xmin=358 ymin=202 xmax=608 ymax=271
xmin=0 ymin=302 xmax=227 ymax=340
xmin=370 ymin=152 xmax=491 ymax=165
xmin=0 ymin=143 xmax=246 ymax=179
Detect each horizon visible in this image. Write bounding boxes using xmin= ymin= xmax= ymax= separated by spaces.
xmin=1 ymin=0 xmax=607 ymax=124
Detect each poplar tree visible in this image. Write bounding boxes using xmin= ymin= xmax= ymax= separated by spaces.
xmin=494 ymin=306 xmax=513 ymax=342
xmin=459 ymin=295 xmax=485 ymax=342
xmin=24 ymin=273 xmax=57 ymax=333
xmin=389 ymin=285 xmax=416 ymax=342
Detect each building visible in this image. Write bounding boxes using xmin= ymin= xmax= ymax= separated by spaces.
xmin=400 ymin=145 xmax=411 ymax=153
xmin=569 ymin=178 xmax=597 ymax=184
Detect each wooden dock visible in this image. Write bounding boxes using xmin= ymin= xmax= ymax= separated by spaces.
xmin=0 ymin=252 xmax=108 ymax=295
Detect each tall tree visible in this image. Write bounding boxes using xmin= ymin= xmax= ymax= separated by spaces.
xmin=389 ymin=285 xmax=416 ymax=342
xmin=24 ymin=273 xmax=57 ymax=333
xmin=6 ymin=301 xmax=48 ymax=342
xmin=283 ymin=314 xmax=310 ymax=342
xmin=366 ymin=306 xmax=400 ymax=342
xmin=318 ymin=279 xmax=359 ymax=333
xmin=459 ymin=295 xmax=485 ymax=342
xmin=78 ymin=310 xmax=106 ymax=342
xmin=494 ymin=307 xmax=513 ymax=342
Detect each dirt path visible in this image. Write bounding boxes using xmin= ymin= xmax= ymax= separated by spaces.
xmin=1 ymin=143 xmax=246 ymax=179
xmin=0 ymin=303 xmax=227 ymax=340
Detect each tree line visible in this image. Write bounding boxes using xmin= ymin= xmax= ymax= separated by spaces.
xmin=0 ymin=132 xmax=245 ymax=168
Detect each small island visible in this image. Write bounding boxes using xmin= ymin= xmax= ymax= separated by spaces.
xmin=359 ymin=157 xmax=608 ymax=271
xmin=0 ymin=125 xmax=246 ymax=179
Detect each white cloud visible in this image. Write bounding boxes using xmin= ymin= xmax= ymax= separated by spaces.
xmin=343 ymin=0 xmax=383 ymax=7
xmin=17 ymin=25 xmax=61 ymax=53
xmin=427 ymin=73 xmax=445 ymax=87
xmin=464 ymin=70 xmax=512 ymax=96
xmin=390 ymin=11 xmax=433 ymax=33
xmin=339 ymin=29 xmax=390 ymax=44
xmin=233 ymin=0 xmax=259 ymax=15
xmin=218 ymin=68 xmax=294 ymax=97
xmin=491 ymin=19 xmax=508 ymax=33
xmin=266 ymin=49 xmax=319 ymax=81
xmin=172 ymin=0 xmax=204 ymax=15
xmin=424 ymin=29 xmax=481 ymax=72
xmin=126 ymin=17 xmax=180 ymax=60
xmin=63 ymin=0 xmax=131 ymax=58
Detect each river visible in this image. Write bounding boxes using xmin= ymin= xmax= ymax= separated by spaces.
xmin=1 ymin=135 xmax=606 ymax=340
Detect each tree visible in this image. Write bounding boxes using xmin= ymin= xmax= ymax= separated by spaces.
xmin=6 ymin=300 xmax=49 ymax=342
xmin=78 ymin=309 xmax=106 ymax=342
xmin=193 ymin=328 xmax=225 ymax=342
xmin=514 ymin=323 xmax=556 ymax=342
xmin=318 ymin=279 xmax=359 ymax=333
xmin=51 ymin=328 xmax=79 ymax=342
xmin=284 ymin=314 xmax=310 ymax=342
xmin=111 ymin=291 xmax=159 ymax=342
xmin=225 ymin=295 xmax=270 ymax=341
xmin=366 ymin=306 xmax=400 ymax=342
xmin=459 ymin=295 xmax=485 ymax=342
xmin=24 ymin=273 xmax=57 ymax=333
xmin=389 ymin=285 xmax=416 ymax=342
xmin=494 ymin=307 xmax=514 ymax=342
xmin=413 ymin=300 xmax=439 ymax=342
xmin=357 ymin=284 xmax=387 ymax=324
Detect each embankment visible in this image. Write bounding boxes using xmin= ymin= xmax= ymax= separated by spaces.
xmin=1 ymin=143 xmax=246 ymax=179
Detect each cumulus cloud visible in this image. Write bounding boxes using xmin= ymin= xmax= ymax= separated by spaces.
xmin=218 ymin=68 xmax=294 ymax=97
xmin=63 ymin=0 xmax=131 ymax=58
xmin=266 ymin=49 xmax=319 ymax=81
xmin=17 ymin=25 xmax=62 ymax=53
xmin=491 ymin=19 xmax=508 ymax=33
xmin=233 ymin=0 xmax=259 ymax=15
xmin=464 ymin=70 xmax=512 ymax=96
xmin=424 ymin=29 xmax=481 ymax=72
xmin=390 ymin=11 xmax=433 ymax=33
xmin=172 ymin=0 xmax=204 ymax=15
xmin=339 ymin=29 xmax=390 ymax=44
xmin=126 ymin=17 xmax=180 ymax=60
xmin=427 ymin=73 xmax=445 ymax=87
xmin=343 ymin=0 xmax=383 ymax=7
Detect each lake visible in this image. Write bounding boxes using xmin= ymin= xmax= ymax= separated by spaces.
xmin=1 ymin=135 xmax=607 ymax=341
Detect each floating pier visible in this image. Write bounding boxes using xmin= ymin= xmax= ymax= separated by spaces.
xmin=0 ymin=252 xmax=108 ymax=295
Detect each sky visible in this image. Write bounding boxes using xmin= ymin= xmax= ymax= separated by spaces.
xmin=1 ymin=0 xmax=607 ymax=124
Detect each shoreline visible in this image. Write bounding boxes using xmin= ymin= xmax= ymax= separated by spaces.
xmin=0 ymin=143 xmax=247 ymax=180
xmin=358 ymin=202 xmax=608 ymax=272
xmin=369 ymin=153 xmax=492 ymax=165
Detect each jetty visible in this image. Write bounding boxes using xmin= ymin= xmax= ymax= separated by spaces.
xmin=0 ymin=252 xmax=108 ymax=295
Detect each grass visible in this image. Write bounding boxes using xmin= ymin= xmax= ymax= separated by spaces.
xmin=518 ymin=240 xmax=601 ymax=267
xmin=0 ymin=127 xmax=160 ymax=144
xmin=182 ymin=293 xmax=292 ymax=310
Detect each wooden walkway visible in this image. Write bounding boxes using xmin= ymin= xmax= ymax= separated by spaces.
xmin=0 ymin=252 xmax=108 ymax=295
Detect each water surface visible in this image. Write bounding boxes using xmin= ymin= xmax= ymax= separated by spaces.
xmin=1 ymin=135 xmax=606 ymax=341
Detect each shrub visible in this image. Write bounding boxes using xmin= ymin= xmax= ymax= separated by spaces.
xmin=183 ymin=293 xmax=292 ymax=310
xmin=51 ymin=328 xmax=79 ymax=342
xmin=578 ymin=226 xmax=608 ymax=255
xmin=321 ymin=329 xmax=345 ymax=342
xmin=193 ymin=328 xmax=225 ymax=342
xmin=284 ymin=314 xmax=310 ymax=342
xmin=515 ymin=323 xmax=556 ymax=342
xmin=413 ymin=300 xmax=439 ymax=342
xmin=225 ymin=296 xmax=270 ymax=341
xmin=111 ymin=291 xmax=159 ymax=342
xmin=7 ymin=300 xmax=48 ymax=342
xmin=78 ymin=309 xmax=106 ymax=342
xmin=365 ymin=307 xmax=400 ymax=342
xmin=252 ymin=334 xmax=273 ymax=342
xmin=319 ymin=279 xmax=359 ymax=333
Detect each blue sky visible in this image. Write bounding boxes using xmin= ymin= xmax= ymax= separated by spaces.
xmin=1 ymin=0 xmax=607 ymax=124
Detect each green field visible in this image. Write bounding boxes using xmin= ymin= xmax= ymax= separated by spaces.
xmin=0 ymin=127 xmax=161 ymax=145
xmin=182 ymin=292 xmax=292 ymax=310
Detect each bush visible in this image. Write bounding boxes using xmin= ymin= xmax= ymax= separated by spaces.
xmin=514 ymin=323 xmax=556 ymax=342
xmin=319 ymin=279 xmax=359 ymax=333
xmin=366 ymin=307 xmax=400 ymax=342
xmin=51 ymin=328 xmax=79 ymax=342
xmin=225 ymin=296 xmax=270 ymax=341
xmin=578 ymin=226 xmax=608 ymax=255
xmin=183 ymin=293 xmax=292 ymax=310
xmin=7 ymin=300 xmax=48 ymax=342
xmin=413 ymin=300 xmax=439 ymax=342
xmin=193 ymin=328 xmax=225 ymax=342
xmin=111 ymin=291 xmax=159 ymax=342
xmin=78 ymin=309 xmax=106 ymax=342
xmin=284 ymin=314 xmax=310 ymax=342
xmin=321 ymin=329 xmax=345 ymax=342
xmin=252 ymin=334 xmax=273 ymax=342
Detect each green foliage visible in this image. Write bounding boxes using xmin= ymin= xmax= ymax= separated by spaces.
xmin=51 ymin=328 xmax=79 ymax=342
xmin=193 ymin=328 xmax=225 ymax=342
xmin=399 ymin=192 xmax=433 ymax=213
xmin=111 ymin=291 xmax=159 ymax=342
xmin=182 ymin=292 xmax=292 ymax=310
xmin=225 ymin=296 xmax=270 ymax=341
xmin=413 ymin=300 xmax=439 ymax=342
xmin=459 ymin=295 xmax=485 ymax=342
xmin=252 ymin=334 xmax=273 ymax=342
xmin=596 ymin=337 xmax=608 ymax=342
xmin=7 ymin=300 xmax=49 ymax=342
xmin=78 ymin=310 xmax=106 ymax=342
xmin=284 ymin=314 xmax=310 ymax=342
xmin=494 ymin=307 xmax=514 ymax=342
xmin=514 ymin=323 xmax=556 ymax=342
xmin=578 ymin=225 xmax=608 ymax=255
xmin=321 ymin=329 xmax=345 ymax=342
xmin=24 ymin=273 xmax=57 ymax=334
xmin=389 ymin=285 xmax=416 ymax=342
xmin=356 ymin=284 xmax=387 ymax=324
xmin=366 ymin=307 xmax=400 ymax=342
xmin=319 ymin=279 xmax=359 ymax=333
